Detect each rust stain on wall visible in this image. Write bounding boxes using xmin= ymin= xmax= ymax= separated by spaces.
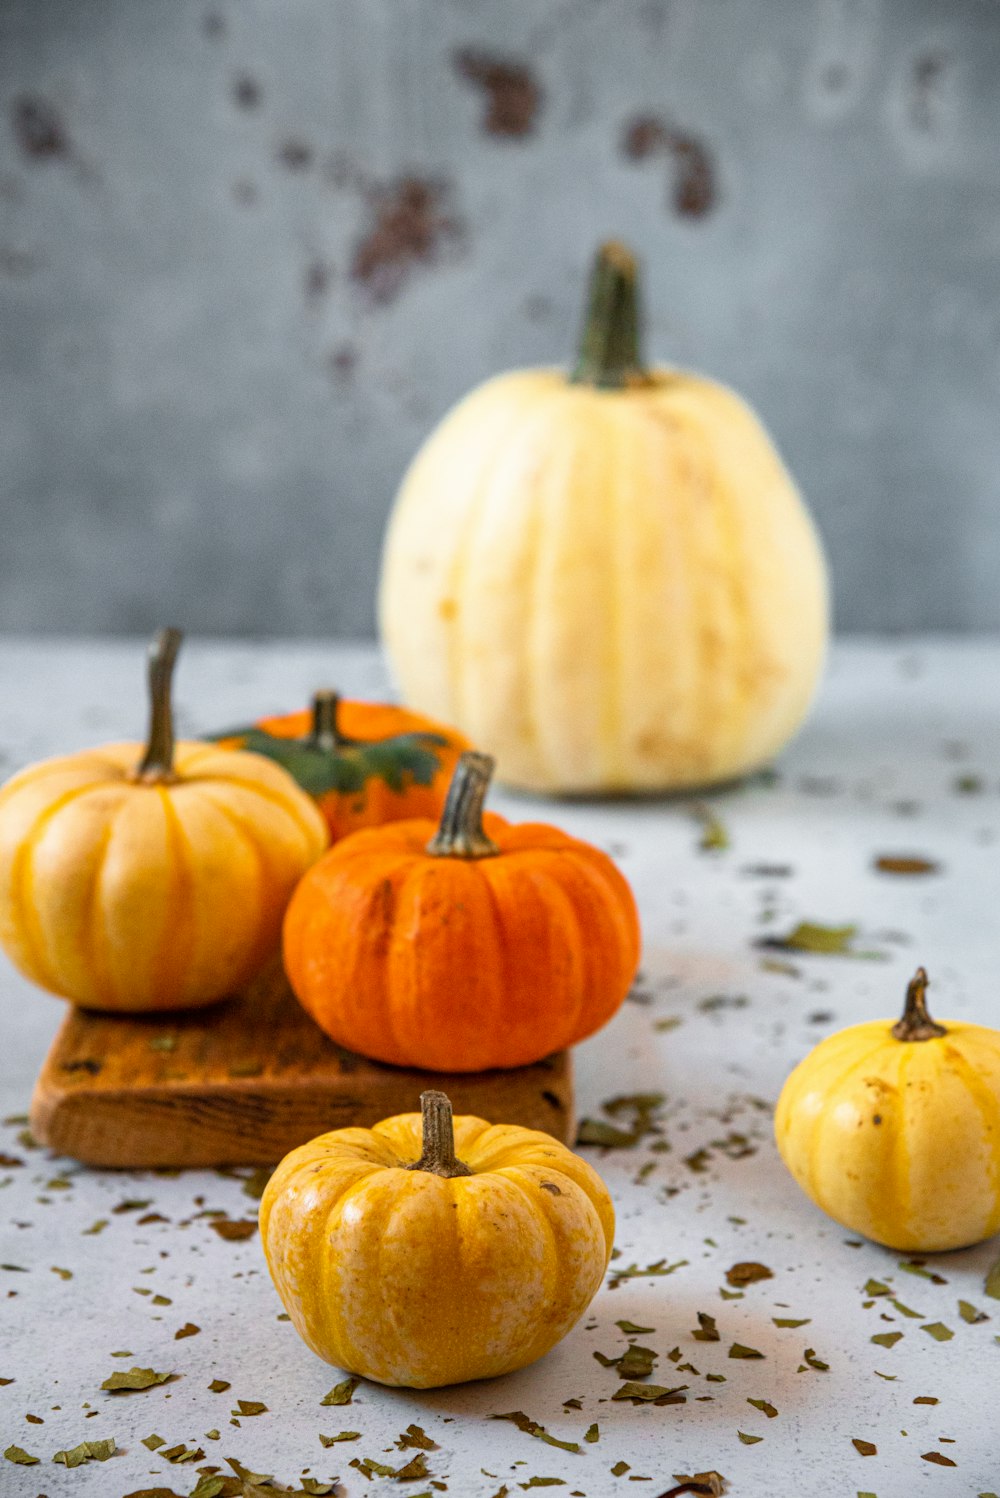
xmin=622 ymin=113 xmax=716 ymax=218
xmin=351 ymin=177 xmax=462 ymax=305
xmin=11 ymin=97 xmax=70 ymax=161
xmin=452 ymin=50 xmax=542 ymax=138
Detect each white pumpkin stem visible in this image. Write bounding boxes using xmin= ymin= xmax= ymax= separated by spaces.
xmin=891 ymin=967 xmax=946 ymax=1042
xmin=309 ymin=690 xmax=347 ymax=752
xmin=134 ymin=627 xmax=183 ymax=783
xmin=571 ymin=240 xmax=651 ymax=390
xmin=407 ymin=1090 xmax=472 ymax=1179
xmin=426 ymin=751 xmax=500 ymax=859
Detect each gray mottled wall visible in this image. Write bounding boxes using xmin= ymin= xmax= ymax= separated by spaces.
xmin=1 ymin=0 xmax=999 ymax=637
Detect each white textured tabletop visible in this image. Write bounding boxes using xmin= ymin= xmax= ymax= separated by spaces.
xmin=1 ymin=637 xmax=999 ymax=1498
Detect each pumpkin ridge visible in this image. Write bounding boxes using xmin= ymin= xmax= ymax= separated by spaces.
xmin=12 ymin=779 xmax=122 ymax=997
xmin=489 ymin=1169 xmax=575 ymax=1362
xmin=182 ymin=758 xmax=328 ymax=846
xmin=802 ymin=1036 xmax=898 ymax=1215
xmin=187 ymin=788 xmax=271 ymax=989
xmin=945 ymin=1043 xmax=1000 ymax=1238
xmin=152 ymin=788 xmax=199 ymax=1008
xmin=78 ymin=812 xmax=117 ymax=1010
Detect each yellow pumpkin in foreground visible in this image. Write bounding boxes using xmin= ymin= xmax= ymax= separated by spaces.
xmin=0 ymin=629 xmax=328 ymax=1011
xmin=260 ymin=1091 xmax=614 ymax=1388
xmin=379 ymin=241 xmax=829 ymax=793
xmin=775 ymin=968 xmax=1000 ymax=1251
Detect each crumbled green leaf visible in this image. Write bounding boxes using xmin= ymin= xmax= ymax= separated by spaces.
xmin=53 ymin=1438 xmax=117 ymax=1466
xmin=984 ymin=1255 xmax=1000 ymax=1300
xmin=874 ymin=856 xmax=938 ymax=876
xmin=728 ymin=1344 xmax=764 ymax=1359
xmin=101 ymin=1366 xmax=174 ymax=1392
xmin=584 ymin=1423 xmax=599 ymax=1443
xmin=210 ymin=1219 xmax=257 ymax=1241
xmin=241 ymin=1167 xmax=274 ymax=1201
xmin=737 ymin=1432 xmax=763 ymax=1445
xmin=773 ymin=1317 xmax=810 ymax=1328
xmin=913 ymin=1395 xmax=939 ymax=1404
xmin=608 ymin=1258 xmax=687 ymax=1289
xmin=899 ymin=1259 xmax=946 ymax=1283
xmin=232 ymin=1399 xmax=268 ymax=1415
xmin=4 ymin=1445 xmax=39 ymax=1465
xmin=800 ymin=1348 xmax=829 ymax=1370
xmin=692 ymin=1312 xmax=720 ymax=1342
xmin=320 ymin=1431 xmax=360 ymax=1446
xmin=616 ymin=1344 xmax=657 ymax=1379
xmin=890 ymin=1298 xmax=923 ymax=1318
xmin=726 ymin=1262 xmax=772 ymax=1287
xmin=175 ymin=1322 xmax=200 ymax=1339
xmin=493 ymin=1412 xmax=580 ymax=1453
xmin=747 ymin=1398 xmax=777 ymax=1418
xmin=920 ymin=1322 xmax=953 ymax=1341
xmin=959 ymin=1300 xmax=989 ymax=1324
xmin=611 ymin=1460 xmax=630 ymax=1476
xmin=874 ymin=1370 xmax=896 ymax=1380
xmin=693 ymin=803 xmax=729 ymax=852
xmin=142 ymin=1434 xmax=166 ymax=1450
xmin=758 ymin=921 xmax=882 ymax=959
xmin=208 ymin=1379 xmax=231 ymax=1393
xmin=864 ymin=1278 xmax=891 ymax=1297
xmin=612 ymin=1382 xmax=687 ymax=1403
xmin=394 ymin=1453 xmax=431 ymax=1480
xmin=871 ymin=1332 xmax=903 ymax=1348
xmin=321 ymin=1376 xmax=359 ymax=1405
xmin=396 ymin=1423 xmax=437 ymax=1450
xmin=852 ymin=1439 xmax=877 ymax=1456
xmin=518 ymin=1482 xmax=565 ymax=1490
xmin=616 ymin=1320 xmax=654 ymax=1334
xmin=920 ymin=1451 xmax=957 ymax=1466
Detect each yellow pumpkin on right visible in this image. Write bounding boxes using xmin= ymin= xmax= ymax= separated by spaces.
xmin=775 ymin=968 xmax=1000 ymax=1251
xmin=379 ymin=241 xmax=829 ymax=792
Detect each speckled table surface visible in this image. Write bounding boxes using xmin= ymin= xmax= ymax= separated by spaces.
xmin=1 ymin=637 xmax=999 ymax=1498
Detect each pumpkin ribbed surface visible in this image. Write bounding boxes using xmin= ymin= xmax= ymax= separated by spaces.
xmin=0 ymin=742 xmax=328 ymax=1011
xmin=282 ymin=811 xmax=640 ymax=1072
xmin=775 ymin=1018 xmax=1000 ymax=1251
xmin=379 ymin=367 xmax=828 ymax=792
xmin=259 ymin=1109 xmax=615 ymax=1388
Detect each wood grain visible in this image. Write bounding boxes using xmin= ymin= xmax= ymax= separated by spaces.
xmin=28 ymin=962 xmax=575 ymax=1167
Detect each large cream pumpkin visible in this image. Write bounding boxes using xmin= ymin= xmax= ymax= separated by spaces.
xmin=379 ymin=241 xmax=829 ymax=793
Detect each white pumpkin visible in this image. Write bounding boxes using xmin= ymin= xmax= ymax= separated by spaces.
xmin=379 ymin=242 xmax=829 ymax=793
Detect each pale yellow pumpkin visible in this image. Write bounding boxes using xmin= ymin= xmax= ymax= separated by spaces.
xmin=379 ymin=241 xmax=829 ymax=792
xmin=260 ymin=1090 xmax=615 ymax=1388
xmin=775 ymin=968 xmax=1000 ymax=1251
xmin=0 ymin=630 xmax=328 ymax=1011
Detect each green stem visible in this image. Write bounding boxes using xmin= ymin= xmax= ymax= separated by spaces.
xmin=570 ymin=240 xmax=649 ymax=390
xmin=891 ymin=967 xmax=946 ymax=1042
xmin=426 ymin=751 xmax=500 ymax=859
xmin=406 ymin=1091 xmax=472 ymax=1178
xmin=134 ymin=628 xmax=183 ymax=782
xmin=309 ymin=690 xmax=347 ymax=752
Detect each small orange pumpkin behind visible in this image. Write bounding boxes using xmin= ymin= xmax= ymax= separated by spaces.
xmin=214 ymin=692 xmax=468 ymax=842
xmin=283 ymin=751 xmax=641 ymax=1071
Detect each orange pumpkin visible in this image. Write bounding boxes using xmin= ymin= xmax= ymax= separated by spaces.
xmin=214 ymin=692 xmax=468 ymax=841
xmin=283 ymin=750 xmax=641 ymax=1071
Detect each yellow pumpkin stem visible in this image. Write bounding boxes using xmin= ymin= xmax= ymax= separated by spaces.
xmin=891 ymin=966 xmax=946 ymax=1042
xmin=406 ymin=1090 xmax=472 ymax=1179
xmin=309 ymin=690 xmax=347 ymax=752
xmin=426 ymin=751 xmax=500 ymax=859
xmin=571 ymin=240 xmax=651 ymax=391
xmin=134 ymin=627 xmax=183 ymax=783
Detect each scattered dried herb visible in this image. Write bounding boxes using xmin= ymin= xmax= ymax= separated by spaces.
xmin=232 ymin=1399 xmax=268 ymax=1415
xmin=663 ymin=1475 xmax=726 ymax=1498
xmin=725 ymin=1262 xmax=772 ymax=1287
xmin=984 ymin=1255 xmax=1000 ymax=1300
xmin=920 ymin=1322 xmax=953 ymax=1341
xmin=728 ymin=1344 xmax=764 ymax=1360
xmin=101 ymin=1367 xmax=174 ymax=1393
xmin=852 ymin=1439 xmax=877 ymax=1456
xmin=608 ymin=1257 xmax=687 ymax=1289
xmin=3 ymin=1445 xmax=39 ymax=1464
xmin=757 ymin=921 xmax=881 ymax=959
xmin=899 ymin=1259 xmax=947 ymax=1283
xmin=871 ymin=1332 xmax=903 ymax=1348
xmin=320 ymin=1430 xmax=360 ymax=1446
xmin=913 ymin=1395 xmax=939 ymax=1404
xmin=863 ymin=1278 xmax=890 ymax=1297
xmin=584 ymin=1423 xmax=599 ymax=1443
xmin=611 ymin=1460 xmax=630 ymax=1476
xmin=958 ymin=1300 xmax=989 ymax=1324
xmin=873 ymin=856 xmax=939 ymax=875
xmin=493 ymin=1412 xmax=580 ymax=1453
xmin=210 ymin=1219 xmax=257 ymax=1241
xmin=175 ymin=1322 xmax=200 ymax=1339
xmin=54 ymin=1438 xmax=117 ymax=1466
xmin=616 ymin=1319 xmax=655 ymax=1334
xmin=747 ymin=1399 xmax=777 ymax=1418
xmin=208 ymin=1379 xmax=231 ymax=1393
xmin=142 ymin=1434 xmax=166 ymax=1450
xmin=613 ymin=1382 xmax=687 ymax=1403
xmin=921 ymin=1451 xmax=957 ymax=1467
xmin=396 ymin=1423 xmax=437 ymax=1450
xmin=617 ymin=1344 xmax=658 ymax=1378
xmin=693 ymin=803 xmax=729 ymax=852
xmin=692 ymin=1312 xmax=720 ymax=1341
xmin=800 ymin=1348 xmax=829 ymax=1371
xmin=773 ymin=1317 xmax=810 ymax=1328
xmin=241 ymin=1167 xmax=274 ymax=1201
xmin=321 ymin=1376 xmax=359 ymax=1405
xmin=890 ymin=1298 xmax=923 ymax=1318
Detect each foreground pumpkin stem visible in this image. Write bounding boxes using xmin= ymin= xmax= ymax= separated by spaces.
xmin=309 ymin=690 xmax=347 ymax=752
xmin=426 ymin=751 xmax=500 ymax=859
xmin=134 ymin=627 xmax=183 ymax=782
xmin=571 ymin=240 xmax=650 ymax=390
xmin=891 ymin=967 xmax=946 ymax=1042
xmin=407 ymin=1091 xmax=472 ymax=1178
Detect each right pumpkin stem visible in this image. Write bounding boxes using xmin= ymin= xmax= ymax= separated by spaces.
xmin=570 ymin=240 xmax=651 ymax=391
xmin=406 ymin=1091 xmax=472 ymax=1179
xmin=891 ymin=967 xmax=947 ymax=1042
xmin=426 ymin=751 xmax=501 ymax=859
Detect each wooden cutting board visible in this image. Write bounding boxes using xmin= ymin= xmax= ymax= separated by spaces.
xmin=29 ymin=962 xmax=575 ymax=1168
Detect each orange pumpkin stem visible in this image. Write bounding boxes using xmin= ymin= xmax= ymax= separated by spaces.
xmin=406 ymin=1090 xmax=472 ymax=1178
xmin=426 ymin=751 xmax=500 ymax=859
xmin=571 ymin=240 xmax=651 ymax=391
xmin=309 ymin=690 xmax=347 ymax=752
xmin=891 ymin=967 xmax=946 ymax=1042
xmin=134 ymin=627 xmax=183 ymax=783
